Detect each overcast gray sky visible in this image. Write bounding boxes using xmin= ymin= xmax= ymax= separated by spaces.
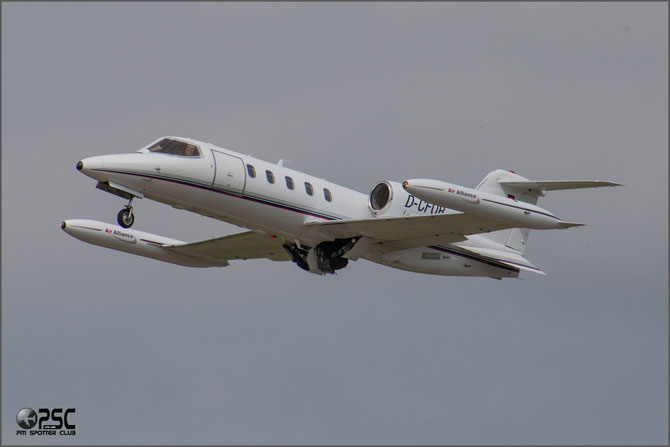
xmin=2 ymin=2 xmax=667 ymax=445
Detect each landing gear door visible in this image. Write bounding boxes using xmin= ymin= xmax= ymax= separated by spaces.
xmin=212 ymin=150 xmax=246 ymax=195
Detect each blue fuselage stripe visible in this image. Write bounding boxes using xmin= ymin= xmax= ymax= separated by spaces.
xmin=93 ymin=168 xmax=340 ymax=221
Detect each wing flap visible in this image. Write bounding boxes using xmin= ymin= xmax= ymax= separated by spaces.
xmin=305 ymin=213 xmax=513 ymax=253
xmin=454 ymin=245 xmax=546 ymax=275
xmin=495 ymin=259 xmax=546 ymax=275
xmin=166 ymin=231 xmax=291 ymax=262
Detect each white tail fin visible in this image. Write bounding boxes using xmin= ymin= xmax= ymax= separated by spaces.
xmin=474 ymin=170 xmax=620 ymax=255
xmin=475 ymin=170 xmax=537 ymax=254
xmin=475 ymin=170 xmax=541 ymax=205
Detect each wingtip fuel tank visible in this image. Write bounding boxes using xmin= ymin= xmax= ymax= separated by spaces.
xmin=402 ymin=179 xmax=572 ymax=230
xmin=60 ymin=219 xmax=229 ymax=267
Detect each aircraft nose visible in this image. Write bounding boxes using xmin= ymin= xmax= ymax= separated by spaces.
xmin=76 ymin=156 xmax=106 ymax=177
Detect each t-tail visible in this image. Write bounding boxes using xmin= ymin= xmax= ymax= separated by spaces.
xmin=474 ymin=169 xmax=621 ymax=255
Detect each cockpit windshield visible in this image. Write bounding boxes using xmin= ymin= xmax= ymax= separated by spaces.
xmin=147 ymin=138 xmax=200 ymax=157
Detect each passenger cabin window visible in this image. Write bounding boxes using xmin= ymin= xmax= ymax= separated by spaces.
xmin=147 ymin=138 xmax=200 ymax=157
xmin=305 ymin=182 xmax=314 ymax=196
xmin=266 ymin=170 xmax=275 ymax=184
xmin=285 ymin=176 xmax=294 ymax=190
xmin=247 ymin=164 xmax=256 ymax=178
xmin=323 ymin=188 xmax=332 ymax=202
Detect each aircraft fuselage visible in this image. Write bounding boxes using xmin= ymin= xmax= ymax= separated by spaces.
xmin=72 ymin=136 xmax=566 ymax=278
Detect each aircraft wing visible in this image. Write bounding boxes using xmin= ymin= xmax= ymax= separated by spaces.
xmin=304 ymin=212 xmax=513 ymax=253
xmin=165 ymin=231 xmax=291 ymax=262
xmin=61 ymin=219 xmax=290 ymax=267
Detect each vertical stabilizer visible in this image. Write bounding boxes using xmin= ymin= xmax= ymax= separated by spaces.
xmin=472 ymin=170 xmax=617 ymax=254
xmin=475 ymin=169 xmax=540 ymax=205
xmin=475 ymin=170 xmax=534 ymax=254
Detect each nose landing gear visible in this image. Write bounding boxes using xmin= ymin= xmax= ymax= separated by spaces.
xmin=117 ymin=197 xmax=135 ymax=228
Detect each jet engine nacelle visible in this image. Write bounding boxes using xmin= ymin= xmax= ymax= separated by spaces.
xmin=369 ymin=180 xmax=454 ymax=217
xmin=369 ymin=181 xmax=402 ymax=215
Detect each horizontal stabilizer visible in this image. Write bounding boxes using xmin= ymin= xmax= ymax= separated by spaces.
xmin=500 ymin=180 xmax=622 ymax=195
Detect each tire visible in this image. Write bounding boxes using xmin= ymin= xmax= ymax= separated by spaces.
xmin=117 ymin=208 xmax=135 ymax=228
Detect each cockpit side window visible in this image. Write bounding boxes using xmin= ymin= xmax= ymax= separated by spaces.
xmin=147 ymin=139 xmax=200 ymax=157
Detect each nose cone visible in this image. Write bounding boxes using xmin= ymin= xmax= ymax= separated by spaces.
xmin=78 ymin=156 xmax=105 ymax=172
xmin=76 ymin=156 xmax=108 ymax=181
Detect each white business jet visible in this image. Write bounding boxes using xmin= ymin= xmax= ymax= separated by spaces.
xmin=62 ymin=136 xmax=620 ymax=278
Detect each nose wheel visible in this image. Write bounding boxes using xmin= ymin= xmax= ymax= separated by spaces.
xmin=117 ymin=197 xmax=135 ymax=228
xmin=117 ymin=207 xmax=134 ymax=228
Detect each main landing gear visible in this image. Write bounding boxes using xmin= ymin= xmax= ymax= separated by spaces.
xmin=117 ymin=197 xmax=135 ymax=228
